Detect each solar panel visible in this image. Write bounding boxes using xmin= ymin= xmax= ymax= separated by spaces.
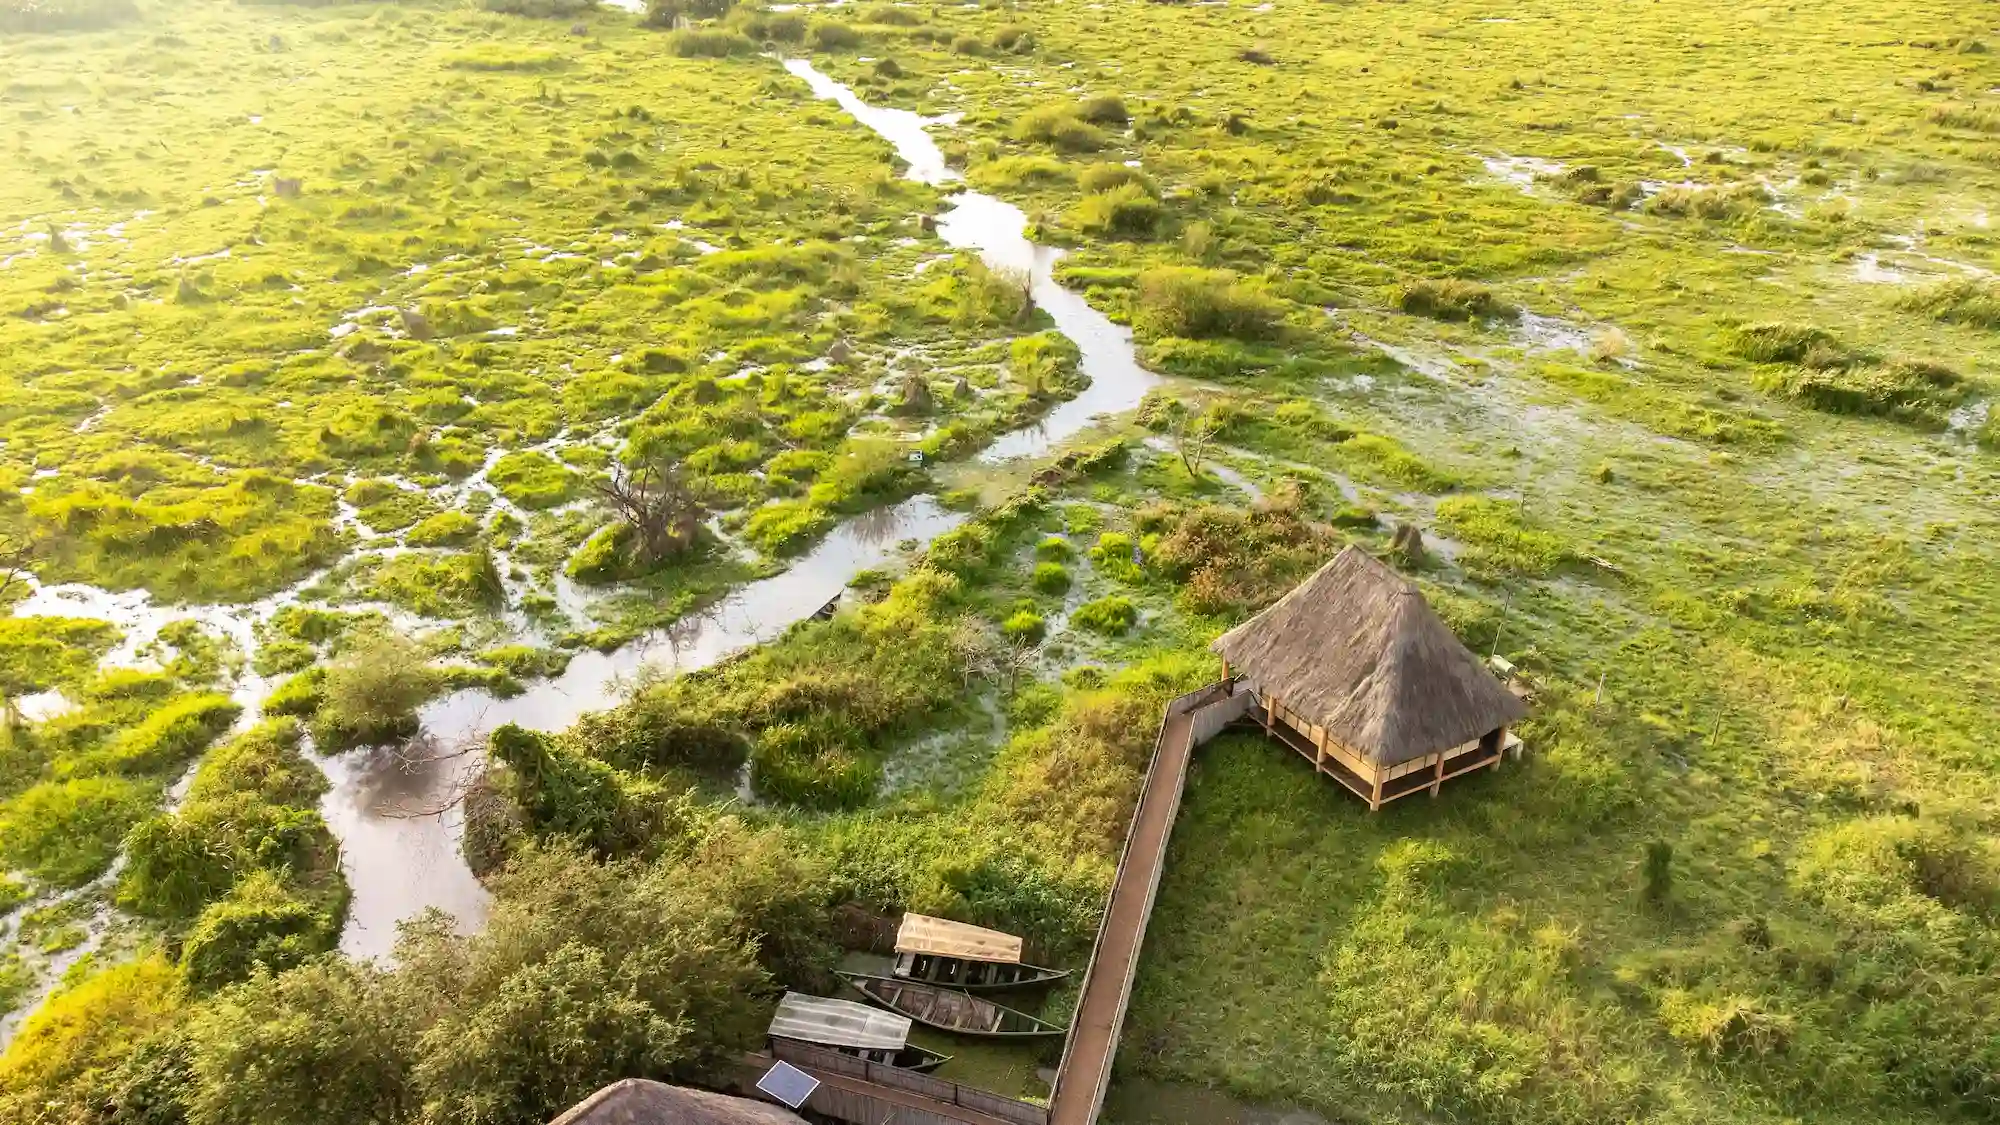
xmin=755 ymin=1060 xmax=820 ymax=1110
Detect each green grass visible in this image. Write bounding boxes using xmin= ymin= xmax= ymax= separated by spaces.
xmin=4 ymin=1 xmax=2000 ymax=1123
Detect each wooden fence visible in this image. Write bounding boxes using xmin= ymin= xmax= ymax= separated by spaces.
xmin=762 ymin=1041 xmax=1050 ymax=1125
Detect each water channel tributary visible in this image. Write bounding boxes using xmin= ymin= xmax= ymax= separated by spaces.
xmin=3 ymin=59 xmax=1164 ymax=1033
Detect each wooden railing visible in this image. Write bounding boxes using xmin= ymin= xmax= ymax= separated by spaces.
xmin=1046 ymin=679 xmax=1248 ymax=1125
xmin=765 ymin=1040 xmax=1049 ymax=1125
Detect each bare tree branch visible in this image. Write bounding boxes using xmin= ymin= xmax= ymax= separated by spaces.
xmin=595 ymin=453 xmax=706 ymax=566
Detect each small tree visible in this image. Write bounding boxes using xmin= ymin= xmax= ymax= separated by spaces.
xmin=596 ymin=453 xmax=705 ymax=566
xmin=1642 ymin=840 xmax=1674 ymax=906
xmin=1171 ymin=405 xmax=1218 ymax=480
xmin=313 ymin=629 xmax=438 ymax=751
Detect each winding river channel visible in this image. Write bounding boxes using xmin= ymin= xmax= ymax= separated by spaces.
xmin=3 ymin=59 xmax=1165 ymax=1021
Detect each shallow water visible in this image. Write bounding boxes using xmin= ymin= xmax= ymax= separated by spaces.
xmin=5 ymin=60 xmax=1169 ymax=977
xmin=786 ymin=58 xmax=1162 ymax=462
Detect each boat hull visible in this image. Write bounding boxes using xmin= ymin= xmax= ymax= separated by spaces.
xmin=892 ymin=952 xmax=1072 ymax=992
xmin=838 ymin=972 xmax=1068 ymax=1039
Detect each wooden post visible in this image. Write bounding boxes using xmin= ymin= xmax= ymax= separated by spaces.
xmin=1220 ymin=659 xmax=1232 ymax=692
xmin=1491 ymin=725 xmax=1507 ymax=771
xmin=1430 ymin=750 xmax=1446 ymax=797
xmin=1262 ymin=693 xmax=1274 ymax=736
xmin=1368 ymin=763 xmax=1383 ymax=812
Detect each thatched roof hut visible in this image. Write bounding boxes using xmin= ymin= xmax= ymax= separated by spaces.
xmin=1212 ymin=546 xmax=1527 ymax=808
xmin=548 ymin=1080 xmax=806 ymax=1125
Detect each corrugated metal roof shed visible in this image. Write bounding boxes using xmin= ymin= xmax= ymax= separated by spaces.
xmin=769 ymin=992 xmax=911 ymax=1052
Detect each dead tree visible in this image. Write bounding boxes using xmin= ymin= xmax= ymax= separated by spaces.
xmin=595 ymin=453 xmax=705 ymax=565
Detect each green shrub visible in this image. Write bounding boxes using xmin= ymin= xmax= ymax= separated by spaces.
xmin=1726 ymin=322 xmax=1849 ymax=365
xmin=1395 ymin=278 xmax=1516 ymax=321
xmin=1071 ymin=595 xmax=1138 ymax=634
xmin=951 ymin=34 xmax=985 ymax=54
xmin=750 ymin=721 xmax=879 ymax=809
xmin=0 ymin=776 xmax=156 ymax=887
xmin=486 ymin=452 xmax=579 ymax=510
xmin=404 ymin=511 xmax=479 ymax=548
xmin=74 ymin=694 xmax=241 ymax=778
xmin=1077 ymin=95 xmax=1129 ymax=125
xmin=1014 ymin=104 xmax=1109 ymax=152
xmin=669 ymin=28 xmax=753 ymax=57
xmin=743 ymin=499 xmax=834 ymax=556
xmin=1134 ymin=267 xmax=1285 ymax=340
xmin=807 ymin=20 xmax=861 ymax=49
xmin=1078 ymin=163 xmax=1155 ymax=196
xmin=1075 ymin=183 xmax=1164 ymax=238
xmin=1644 ymin=182 xmax=1768 ymax=220
xmin=311 ymin=630 xmax=439 ymax=753
xmin=263 ymin=669 xmax=324 ymax=718
xmin=1034 ymin=536 xmax=1073 ymax=560
xmin=1031 ymin=562 xmax=1071 ymax=594
xmin=1002 ymin=610 xmax=1047 ymax=643
xmin=992 ymin=22 xmax=1035 ymax=51
xmin=860 ymin=1 xmax=920 ymax=23
xmin=181 ymin=872 xmax=340 ymax=992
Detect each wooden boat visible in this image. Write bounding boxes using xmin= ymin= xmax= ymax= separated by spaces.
xmin=891 ymin=913 xmax=1071 ymax=992
xmin=838 ymin=972 xmax=1068 ymax=1039
xmin=767 ymin=992 xmax=953 ymax=1073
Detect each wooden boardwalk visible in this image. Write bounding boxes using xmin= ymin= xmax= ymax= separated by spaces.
xmin=1047 ymin=682 xmax=1248 ymax=1125
xmin=733 ymin=682 xmax=1245 ymax=1125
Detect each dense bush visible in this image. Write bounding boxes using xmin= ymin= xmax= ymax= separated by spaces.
xmin=1134 ymin=267 xmax=1285 ymax=340
xmin=1727 ymin=321 xmax=1849 ymax=366
xmin=119 ymin=720 xmax=341 ymax=926
xmin=669 ymin=27 xmax=753 ymax=56
xmin=1150 ymin=499 xmax=1331 ymax=614
xmin=806 ymin=19 xmax=861 ymax=49
xmin=0 ymin=775 xmax=156 ymax=886
xmin=1395 ymin=278 xmax=1517 ymax=321
xmin=1072 ymin=595 xmax=1138 ymax=634
xmin=181 ymin=872 xmax=340 ymax=992
xmin=1013 ymin=104 xmax=1110 ymax=152
xmin=1074 ymin=183 xmax=1163 ymax=237
xmin=310 ymin=630 xmax=439 ymax=752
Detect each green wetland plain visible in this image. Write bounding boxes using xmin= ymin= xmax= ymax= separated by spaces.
xmin=1 ymin=0 xmax=1999 ymax=1123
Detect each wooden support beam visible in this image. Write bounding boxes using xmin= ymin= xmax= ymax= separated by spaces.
xmin=1430 ymin=750 xmax=1445 ymax=797
xmin=1368 ymin=765 xmax=1383 ymax=812
xmin=1263 ymin=693 xmax=1274 ymax=736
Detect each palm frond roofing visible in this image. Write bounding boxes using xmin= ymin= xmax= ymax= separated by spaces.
xmin=1212 ymin=546 xmax=1527 ymax=766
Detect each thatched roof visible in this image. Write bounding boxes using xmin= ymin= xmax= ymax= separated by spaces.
xmin=896 ymin=913 xmax=1023 ymax=963
xmin=1212 ymin=547 xmax=1527 ymax=766
xmin=548 ymin=1080 xmax=806 ymax=1125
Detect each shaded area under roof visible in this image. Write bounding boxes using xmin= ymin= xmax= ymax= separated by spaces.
xmin=1212 ymin=546 xmax=1528 ymax=766
xmin=769 ymin=991 xmax=911 ymax=1052
xmin=547 ymin=1079 xmax=805 ymax=1125
xmin=895 ymin=913 xmax=1024 ymax=963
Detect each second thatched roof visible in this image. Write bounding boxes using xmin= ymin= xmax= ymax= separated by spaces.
xmin=1212 ymin=547 xmax=1527 ymax=766
xmin=547 ymin=1080 xmax=805 ymax=1125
